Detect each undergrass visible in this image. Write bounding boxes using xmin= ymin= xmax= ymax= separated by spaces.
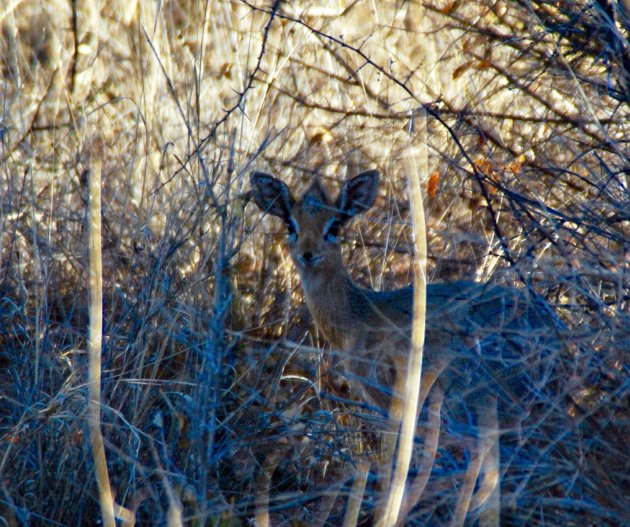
xmin=1 ymin=1 xmax=628 ymax=525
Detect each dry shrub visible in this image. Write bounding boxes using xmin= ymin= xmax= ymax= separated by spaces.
xmin=0 ymin=1 xmax=628 ymax=525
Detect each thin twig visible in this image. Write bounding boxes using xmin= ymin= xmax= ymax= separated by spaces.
xmin=380 ymin=111 xmax=429 ymax=526
xmin=343 ymin=459 xmax=370 ymax=527
xmin=174 ymin=0 xmax=282 ymax=178
xmin=87 ymin=158 xmax=116 ymax=527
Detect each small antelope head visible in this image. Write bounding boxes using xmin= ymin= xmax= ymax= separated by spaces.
xmin=250 ymin=170 xmax=380 ymax=275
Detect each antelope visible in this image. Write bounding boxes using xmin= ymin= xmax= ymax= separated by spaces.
xmin=250 ymin=169 xmax=558 ymax=526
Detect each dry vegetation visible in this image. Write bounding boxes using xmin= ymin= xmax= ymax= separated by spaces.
xmin=0 ymin=0 xmax=628 ymax=525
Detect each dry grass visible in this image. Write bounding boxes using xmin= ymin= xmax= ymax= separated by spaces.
xmin=0 ymin=0 xmax=628 ymax=525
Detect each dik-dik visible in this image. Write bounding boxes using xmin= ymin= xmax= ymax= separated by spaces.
xmin=250 ymin=170 xmax=557 ymax=526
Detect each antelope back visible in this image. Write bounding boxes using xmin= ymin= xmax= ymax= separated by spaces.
xmin=250 ymin=171 xmax=561 ymax=407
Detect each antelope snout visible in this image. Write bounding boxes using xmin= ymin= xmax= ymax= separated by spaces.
xmin=296 ymin=250 xmax=323 ymax=267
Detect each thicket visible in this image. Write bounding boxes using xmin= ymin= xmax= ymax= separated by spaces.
xmin=0 ymin=1 xmax=628 ymax=525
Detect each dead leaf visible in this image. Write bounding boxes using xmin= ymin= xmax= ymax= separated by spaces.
xmin=453 ymin=61 xmax=473 ymax=80
xmin=427 ymin=171 xmax=441 ymax=199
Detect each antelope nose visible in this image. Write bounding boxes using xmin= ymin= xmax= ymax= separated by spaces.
xmin=299 ymin=251 xmax=321 ymax=266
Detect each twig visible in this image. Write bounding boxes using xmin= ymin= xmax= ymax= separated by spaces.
xmin=240 ymin=0 xmax=418 ymax=102
xmin=174 ymin=0 xmax=281 ymax=178
xmin=254 ymin=440 xmax=290 ymax=527
xmin=87 ymin=158 xmax=116 ymax=527
xmin=342 ymin=459 xmax=370 ymax=527
xmin=379 ymin=110 xmax=429 ymax=526
xmin=396 ymin=387 xmax=444 ymax=526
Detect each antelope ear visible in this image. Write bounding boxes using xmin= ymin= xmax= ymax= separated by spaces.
xmin=335 ymin=170 xmax=380 ymax=223
xmin=250 ymin=172 xmax=294 ymax=220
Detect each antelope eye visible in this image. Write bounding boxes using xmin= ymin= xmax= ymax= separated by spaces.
xmin=286 ymin=217 xmax=299 ymax=244
xmin=323 ymin=218 xmax=340 ymax=243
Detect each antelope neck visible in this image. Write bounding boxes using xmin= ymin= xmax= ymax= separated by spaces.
xmin=298 ymin=265 xmax=360 ymax=350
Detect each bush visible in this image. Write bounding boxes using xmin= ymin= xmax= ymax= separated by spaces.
xmin=0 ymin=1 xmax=627 ymax=525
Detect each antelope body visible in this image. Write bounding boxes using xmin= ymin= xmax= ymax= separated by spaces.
xmin=251 ymin=170 xmax=557 ymax=526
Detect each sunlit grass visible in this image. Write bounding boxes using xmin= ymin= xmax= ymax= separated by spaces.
xmin=0 ymin=1 xmax=627 ymax=525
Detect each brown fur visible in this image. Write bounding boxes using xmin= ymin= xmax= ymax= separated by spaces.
xmin=251 ymin=170 xmax=558 ymax=526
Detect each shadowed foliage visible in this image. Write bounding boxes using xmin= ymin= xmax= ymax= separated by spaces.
xmin=0 ymin=1 xmax=628 ymax=525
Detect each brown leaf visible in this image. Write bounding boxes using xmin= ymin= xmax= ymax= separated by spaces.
xmin=440 ymin=0 xmax=461 ymax=15
xmin=509 ymin=154 xmax=526 ymax=174
xmin=452 ymin=61 xmax=473 ymax=80
xmin=427 ymin=171 xmax=441 ymax=199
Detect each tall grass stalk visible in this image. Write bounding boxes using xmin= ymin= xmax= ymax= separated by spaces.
xmin=87 ymin=158 xmax=115 ymax=527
